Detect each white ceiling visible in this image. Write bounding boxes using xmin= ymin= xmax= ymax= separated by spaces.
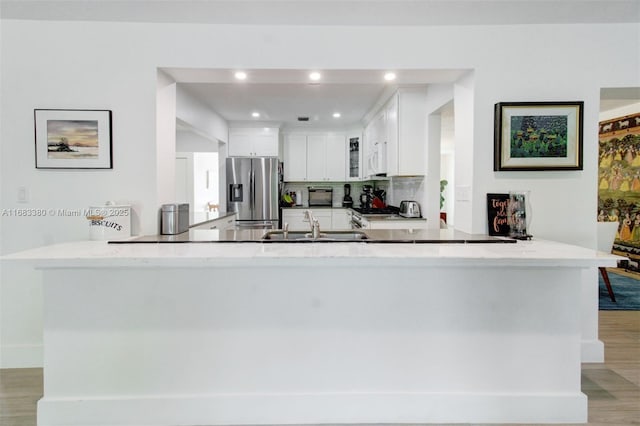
xmin=182 ymin=82 xmax=389 ymax=129
xmin=600 ymin=87 xmax=640 ymax=112
xmin=165 ymin=68 xmax=468 ymax=129
xmin=2 ymin=0 xmax=639 ymax=26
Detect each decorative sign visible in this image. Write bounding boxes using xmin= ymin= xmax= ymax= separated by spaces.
xmin=487 ymin=193 xmax=510 ymax=236
xmin=87 ymin=205 xmax=131 ymax=240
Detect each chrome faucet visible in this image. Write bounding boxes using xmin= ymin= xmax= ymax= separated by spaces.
xmin=283 ymin=222 xmax=289 ymax=239
xmin=304 ymin=210 xmax=321 ymax=239
xmin=311 ymin=219 xmax=321 ymax=239
xmin=304 ymin=210 xmax=316 ymax=231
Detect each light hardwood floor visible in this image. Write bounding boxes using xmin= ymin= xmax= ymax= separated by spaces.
xmin=1 ymin=311 xmax=638 ymax=426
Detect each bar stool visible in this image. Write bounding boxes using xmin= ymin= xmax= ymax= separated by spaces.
xmin=597 ymin=221 xmax=619 ymax=302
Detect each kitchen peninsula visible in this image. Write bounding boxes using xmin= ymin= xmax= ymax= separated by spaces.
xmin=4 ymin=236 xmax=616 ymax=425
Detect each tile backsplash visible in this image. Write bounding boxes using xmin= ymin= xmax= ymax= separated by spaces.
xmin=283 ymin=177 xmax=424 ymax=209
xmin=283 ymin=181 xmax=389 ymax=207
xmin=388 ymin=176 xmax=424 ymax=207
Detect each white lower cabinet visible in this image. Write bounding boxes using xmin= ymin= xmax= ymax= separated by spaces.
xmin=282 ymin=207 xmax=427 ymax=232
xmin=282 ymin=209 xmax=331 ymax=231
xmin=331 ymin=208 xmax=352 ymax=230
xmin=366 ymin=219 xmax=428 ymax=230
xmin=281 ymin=209 xmax=307 ymax=231
xmin=216 ymin=215 xmax=237 ymax=231
xmin=312 ymin=210 xmax=332 ymax=230
xmin=282 ymin=208 xmax=338 ymax=231
xmin=191 ymin=213 xmax=237 ymax=231
xmin=283 ymin=208 xmax=427 ymax=231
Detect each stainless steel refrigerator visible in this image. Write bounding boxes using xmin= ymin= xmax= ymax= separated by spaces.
xmin=226 ymin=157 xmax=280 ymax=229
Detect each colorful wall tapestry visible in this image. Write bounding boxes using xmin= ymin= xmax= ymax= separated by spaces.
xmin=598 ymin=111 xmax=640 ymax=264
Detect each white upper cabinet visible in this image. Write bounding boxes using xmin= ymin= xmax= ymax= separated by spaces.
xmin=306 ymin=134 xmax=327 ymax=181
xmin=363 ymin=121 xmax=374 ymax=178
xmin=228 ymin=128 xmax=279 ymax=157
xmin=396 ymin=89 xmax=427 ymax=176
xmin=325 ymin=134 xmax=347 ymax=181
xmin=347 ymin=133 xmax=362 ymax=181
xmin=283 ymin=133 xmax=346 ymax=182
xmin=364 ymin=88 xmax=426 ymax=177
xmin=283 ymin=134 xmax=307 ymax=181
xmin=364 ymin=110 xmax=387 ymax=178
xmin=385 ymin=94 xmax=399 ymax=176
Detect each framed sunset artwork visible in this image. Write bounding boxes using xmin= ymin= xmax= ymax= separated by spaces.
xmin=34 ymin=109 xmax=112 ymax=169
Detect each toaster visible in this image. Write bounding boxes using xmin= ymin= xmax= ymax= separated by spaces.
xmin=399 ymin=200 xmax=421 ymax=218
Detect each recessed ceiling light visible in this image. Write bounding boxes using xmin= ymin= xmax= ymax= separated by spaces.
xmin=384 ymin=72 xmax=396 ymax=81
xmin=235 ymin=71 xmax=247 ymax=80
xmin=251 ymin=112 xmax=260 ymax=118
xmin=309 ymin=72 xmax=321 ymax=81
xmin=333 ymin=112 xmax=341 ymax=118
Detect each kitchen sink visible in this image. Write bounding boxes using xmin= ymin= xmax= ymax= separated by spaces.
xmin=261 ymin=230 xmax=369 ymax=242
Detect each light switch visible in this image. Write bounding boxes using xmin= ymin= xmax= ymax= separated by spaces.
xmin=17 ymin=186 xmax=29 ymax=203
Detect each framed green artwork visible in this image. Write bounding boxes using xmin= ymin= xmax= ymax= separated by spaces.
xmin=494 ymin=101 xmax=583 ymax=171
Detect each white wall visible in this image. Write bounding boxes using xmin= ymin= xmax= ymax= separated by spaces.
xmin=156 ymin=70 xmax=177 ymax=210
xmin=1 ymin=19 xmax=638 ymax=367
xmin=193 ymin=152 xmax=219 ymax=212
xmin=176 ymin=130 xmax=219 ymax=152
xmin=453 ymin=71 xmax=476 ymax=233
xmin=440 ymin=152 xmax=454 ymax=224
xmin=424 ymin=84 xmax=455 ymax=229
xmin=599 ymin=102 xmax=640 ymax=122
xmin=176 ymin=85 xmax=228 ymax=144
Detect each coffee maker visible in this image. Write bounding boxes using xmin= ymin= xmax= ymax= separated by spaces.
xmin=342 ymin=184 xmax=353 ymax=208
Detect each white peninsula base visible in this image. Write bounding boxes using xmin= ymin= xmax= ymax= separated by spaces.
xmin=6 ymin=239 xmax=617 ymax=425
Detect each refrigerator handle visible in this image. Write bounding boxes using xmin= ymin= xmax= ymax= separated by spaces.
xmin=249 ymin=170 xmax=255 ymax=212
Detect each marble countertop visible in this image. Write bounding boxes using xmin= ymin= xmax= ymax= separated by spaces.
xmin=2 ymin=229 xmax=621 ymax=269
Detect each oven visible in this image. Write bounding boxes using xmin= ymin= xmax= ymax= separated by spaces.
xmin=350 ymin=207 xmax=398 ymax=229
xmin=350 ymin=211 xmax=364 ymax=229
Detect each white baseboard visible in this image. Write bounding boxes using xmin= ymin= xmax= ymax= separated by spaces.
xmin=581 ymin=339 xmax=605 ymax=363
xmin=38 ymin=392 xmax=588 ymax=425
xmin=1 ymin=343 xmax=43 ymax=368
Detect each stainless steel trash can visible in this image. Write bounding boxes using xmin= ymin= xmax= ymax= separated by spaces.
xmin=161 ymin=203 xmax=189 ymax=235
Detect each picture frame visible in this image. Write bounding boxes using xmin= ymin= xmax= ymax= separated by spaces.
xmin=34 ymin=109 xmax=112 ymax=169
xmin=494 ymin=101 xmax=583 ymax=171
xmin=486 ymin=193 xmax=510 ymax=236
